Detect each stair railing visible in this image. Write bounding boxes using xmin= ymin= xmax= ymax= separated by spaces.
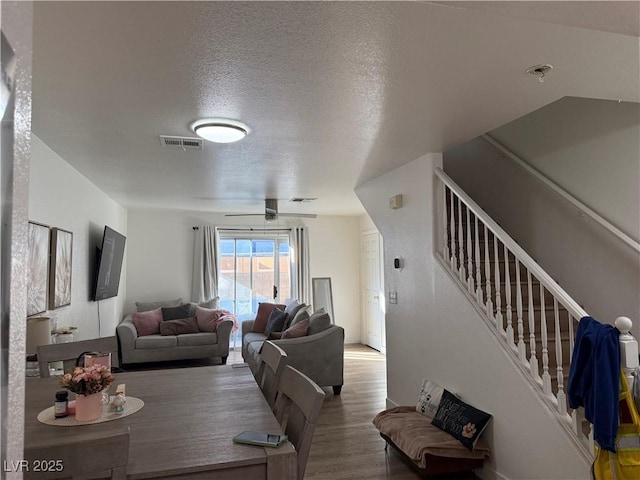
xmin=433 ymin=167 xmax=638 ymax=455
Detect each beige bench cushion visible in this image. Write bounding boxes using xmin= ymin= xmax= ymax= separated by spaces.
xmin=373 ymin=406 xmax=490 ymax=468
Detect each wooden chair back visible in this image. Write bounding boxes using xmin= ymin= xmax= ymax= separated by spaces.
xmin=274 ymin=365 xmax=325 ymax=480
xmin=256 ymin=340 xmax=288 ymax=410
xmin=37 ymin=336 xmax=119 ymax=378
xmin=24 ymin=429 xmax=130 ymax=479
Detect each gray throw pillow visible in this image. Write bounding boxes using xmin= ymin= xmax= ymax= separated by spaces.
xmin=308 ymin=310 xmax=331 ymax=336
xmin=264 ymin=308 xmax=288 ymax=336
xmin=136 ymin=298 xmax=183 ymax=312
xmin=188 ymin=296 xmax=220 ymax=317
xmin=159 ymin=318 xmax=199 ymax=336
xmin=289 ymin=308 xmax=310 ymax=328
xmin=283 ymin=301 xmax=306 ymax=330
xmin=161 ymin=303 xmax=191 ymax=321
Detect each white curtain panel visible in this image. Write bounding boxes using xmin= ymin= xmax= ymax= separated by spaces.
xmin=289 ymin=226 xmax=311 ymax=305
xmin=191 ymin=225 xmax=219 ymax=303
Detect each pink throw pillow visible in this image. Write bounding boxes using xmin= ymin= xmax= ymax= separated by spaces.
xmin=195 ymin=306 xmax=222 ymax=332
xmin=282 ymin=318 xmax=310 ymax=339
xmin=132 ymin=308 xmax=162 ymax=336
xmin=252 ymin=302 xmax=286 ymax=333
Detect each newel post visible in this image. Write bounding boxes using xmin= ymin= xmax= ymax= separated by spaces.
xmin=615 ymin=316 xmax=639 ymax=387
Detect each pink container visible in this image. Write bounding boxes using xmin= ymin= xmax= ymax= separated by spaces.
xmin=75 ymin=392 xmax=103 ymax=421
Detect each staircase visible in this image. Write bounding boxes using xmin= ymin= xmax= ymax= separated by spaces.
xmin=432 ymin=167 xmax=637 ymax=458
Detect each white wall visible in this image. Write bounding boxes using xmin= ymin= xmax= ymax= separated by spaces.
xmin=359 ymin=213 xmax=377 ymax=232
xmin=125 ymin=210 xmax=362 ymax=343
xmin=28 ymin=135 xmax=128 ymax=339
xmin=490 ymin=97 xmax=640 ymax=242
xmin=444 ymin=134 xmax=640 ymax=333
xmin=356 ymin=154 xmax=590 ymax=480
xmin=3 ymin=1 xmax=35 ymax=468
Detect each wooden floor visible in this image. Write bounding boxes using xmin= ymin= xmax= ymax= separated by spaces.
xmin=307 ymin=344 xmax=477 ymax=480
xmin=156 ymin=346 xmax=477 ymax=479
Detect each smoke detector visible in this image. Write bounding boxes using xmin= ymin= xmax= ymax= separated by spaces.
xmin=526 ymin=64 xmax=553 ymax=83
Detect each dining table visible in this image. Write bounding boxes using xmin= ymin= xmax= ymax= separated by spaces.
xmin=24 ymin=364 xmax=296 ymax=479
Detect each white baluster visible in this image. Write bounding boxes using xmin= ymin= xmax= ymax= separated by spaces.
xmin=449 ymin=190 xmax=458 ymax=272
xmin=457 ymin=198 xmax=466 ymax=283
xmin=443 ymin=186 xmax=449 ymax=263
xmin=449 ymin=189 xmax=457 ymax=270
xmin=554 ymin=298 xmax=567 ymax=416
xmin=572 ymin=407 xmax=586 ymax=441
xmin=527 ymin=271 xmax=539 ymax=378
xmin=515 ymin=261 xmax=526 ymax=362
xmin=466 ymin=208 xmax=474 ymax=293
xmin=568 ymin=313 xmax=575 ymax=363
xmin=484 ymin=225 xmax=494 ymax=323
xmin=539 ymin=284 xmax=552 ymax=396
xmin=474 ymin=215 xmax=483 ymax=304
xmin=616 ymin=316 xmax=638 ymax=387
xmin=504 ymin=246 xmax=514 ymax=349
xmin=493 ymin=237 xmax=503 ymax=333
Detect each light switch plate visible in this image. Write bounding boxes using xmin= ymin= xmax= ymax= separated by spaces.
xmin=389 ymin=291 xmax=398 ymax=304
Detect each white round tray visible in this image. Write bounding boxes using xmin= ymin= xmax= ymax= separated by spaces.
xmin=37 ymin=396 xmax=144 ymax=426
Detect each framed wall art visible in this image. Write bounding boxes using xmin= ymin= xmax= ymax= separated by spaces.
xmin=27 ymin=222 xmax=50 ymax=316
xmin=49 ymin=228 xmax=73 ymax=309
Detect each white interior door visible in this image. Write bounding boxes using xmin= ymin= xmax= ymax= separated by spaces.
xmin=361 ymin=231 xmax=385 ymax=353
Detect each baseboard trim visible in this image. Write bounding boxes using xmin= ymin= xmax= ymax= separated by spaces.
xmin=478 ymin=464 xmax=510 ymax=480
xmin=385 ymin=397 xmax=399 ymax=409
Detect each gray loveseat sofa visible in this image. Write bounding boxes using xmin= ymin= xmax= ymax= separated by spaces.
xmin=116 ymin=298 xmax=233 ymax=366
xmin=241 ymin=315 xmax=345 ymax=395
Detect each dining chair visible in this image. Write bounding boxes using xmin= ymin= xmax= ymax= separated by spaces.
xmin=37 ymin=336 xmax=119 ymax=378
xmin=24 ymin=429 xmax=130 ymax=479
xmin=274 ymin=365 xmax=326 ymax=480
xmin=255 ymin=340 xmax=288 ymax=410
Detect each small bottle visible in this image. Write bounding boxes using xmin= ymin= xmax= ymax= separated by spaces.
xmin=54 ymin=390 xmax=68 ymax=418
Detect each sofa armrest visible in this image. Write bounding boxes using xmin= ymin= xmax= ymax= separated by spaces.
xmin=273 ymin=325 xmax=345 ymax=388
xmin=116 ymin=315 xmax=138 ymax=364
xmin=216 ymin=319 xmax=233 ymax=357
xmin=241 ymin=320 xmax=255 ymax=339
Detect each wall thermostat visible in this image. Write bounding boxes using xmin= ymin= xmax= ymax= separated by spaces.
xmin=389 ymin=194 xmax=403 ymax=209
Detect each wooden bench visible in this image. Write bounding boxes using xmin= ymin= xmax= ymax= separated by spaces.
xmin=373 ymin=406 xmax=490 ymax=478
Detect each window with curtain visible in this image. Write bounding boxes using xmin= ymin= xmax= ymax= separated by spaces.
xmin=218 ymin=233 xmax=291 ymax=346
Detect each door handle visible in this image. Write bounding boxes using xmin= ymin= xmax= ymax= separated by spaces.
xmin=273 ymin=285 xmax=278 ymax=299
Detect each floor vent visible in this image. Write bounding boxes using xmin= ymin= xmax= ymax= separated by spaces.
xmin=159 ymin=135 xmax=203 ymax=150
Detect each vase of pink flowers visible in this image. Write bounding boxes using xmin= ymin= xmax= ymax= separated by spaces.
xmin=59 ymin=364 xmax=114 ymax=421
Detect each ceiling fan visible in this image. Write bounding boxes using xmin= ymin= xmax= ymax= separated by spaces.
xmin=225 ymin=199 xmax=317 ymax=221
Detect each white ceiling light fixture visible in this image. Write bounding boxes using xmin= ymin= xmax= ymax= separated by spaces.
xmin=191 ymin=118 xmax=250 ymax=143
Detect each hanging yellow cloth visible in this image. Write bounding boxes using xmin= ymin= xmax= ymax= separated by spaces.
xmin=593 ymin=372 xmax=640 ymax=480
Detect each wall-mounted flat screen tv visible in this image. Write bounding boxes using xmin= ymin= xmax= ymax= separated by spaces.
xmin=93 ymin=226 xmax=126 ymax=301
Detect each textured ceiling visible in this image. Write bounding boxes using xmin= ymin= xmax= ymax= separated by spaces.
xmin=31 ymin=1 xmax=640 ymax=216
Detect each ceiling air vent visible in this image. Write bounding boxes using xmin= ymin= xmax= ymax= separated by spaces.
xmin=158 ymin=135 xmax=203 ymax=150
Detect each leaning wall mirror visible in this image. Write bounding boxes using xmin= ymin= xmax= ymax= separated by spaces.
xmin=312 ymin=277 xmax=335 ymax=324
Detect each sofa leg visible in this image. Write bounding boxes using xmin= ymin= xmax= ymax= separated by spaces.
xmin=221 ymin=355 xmax=228 ymax=365
xmin=332 ymin=385 xmax=342 ymax=395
